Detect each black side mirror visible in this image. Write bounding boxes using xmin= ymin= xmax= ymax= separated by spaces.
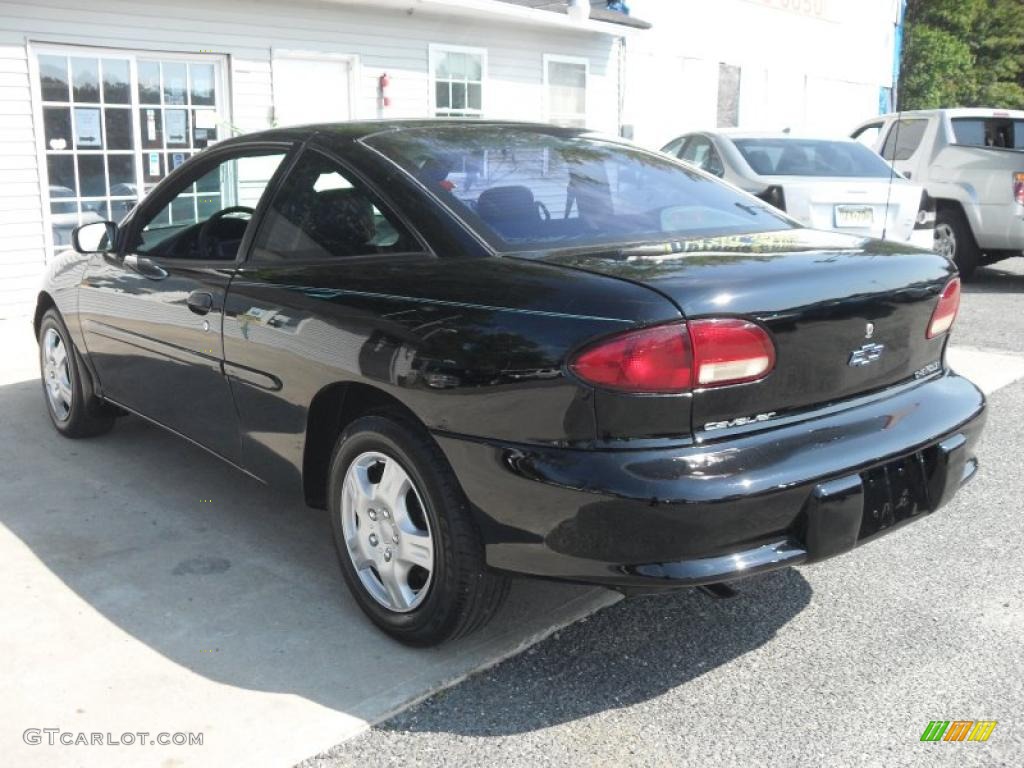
xmin=71 ymin=221 xmax=117 ymax=254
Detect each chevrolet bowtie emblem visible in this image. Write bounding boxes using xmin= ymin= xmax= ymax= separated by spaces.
xmin=849 ymin=342 xmax=885 ymax=367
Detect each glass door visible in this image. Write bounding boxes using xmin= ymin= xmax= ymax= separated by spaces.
xmin=34 ymin=47 xmax=225 ymax=254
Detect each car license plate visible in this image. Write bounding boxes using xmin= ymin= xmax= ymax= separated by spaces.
xmin=858 ymin=455 xmax=930 ymax=540
xmin=834 ymin=205 xmax=874 ymax=228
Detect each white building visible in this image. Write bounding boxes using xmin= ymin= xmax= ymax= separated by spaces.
xmin=0 ymin=0 xmax=647 ymax=318
xmin=0 ymin=0 xmax=902 ymax=319
xmin=624 ymin=0 xmax=901 ymax=148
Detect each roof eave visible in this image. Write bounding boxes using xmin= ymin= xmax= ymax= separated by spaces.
xmin=327 ymin=0 xmax=649 ymax=35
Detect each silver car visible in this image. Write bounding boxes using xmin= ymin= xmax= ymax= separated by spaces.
xmin=661 ymin=131 xmax=933 ymax=249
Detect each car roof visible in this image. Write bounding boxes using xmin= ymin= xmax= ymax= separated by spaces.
xmin=697 ymin=130 xmax=864 ymax=144
xmin=212 ymin=119 xmax=590 ymax=150
xmin=873 ymin=108 xmax=1024 ymax=121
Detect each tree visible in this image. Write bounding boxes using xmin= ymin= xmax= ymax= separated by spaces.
xmin=899 ymin=0 xmax=1024 ymax=110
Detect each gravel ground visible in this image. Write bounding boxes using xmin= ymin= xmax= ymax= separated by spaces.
xmin=300 ymin=259 xmax=1024 ymax=768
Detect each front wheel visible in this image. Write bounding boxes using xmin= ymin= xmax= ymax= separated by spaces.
xmin=38 ymin=309 xmax=115 ymax=438
xmin=328 ymin=413 xmax=510 ymax=645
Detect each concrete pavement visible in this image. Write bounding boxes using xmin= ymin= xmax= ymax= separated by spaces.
xmin=0 ymin=319 xmax=616 ymax=768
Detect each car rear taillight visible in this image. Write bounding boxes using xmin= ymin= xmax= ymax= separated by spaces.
xmin=757 ymin=185 xmax=787 ymax=212
xmin=569 ymin=320 xmax=775 ymax=393
xmin=689 ymin=319 xmax=777 ymax=386
xmin=570 ymin=324 xmax=693 ymax=393
xmin=927 ymin=278 xmax=961 ymax=339
xmin=1014 ymin=173 xmax=1024 ymax=206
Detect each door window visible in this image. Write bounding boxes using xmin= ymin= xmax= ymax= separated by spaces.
xmin=680 ymin=136 xmax=724 ymax=176
xmin=251 ymin=149 xmax=420 ymax=261
xmin=880 ymin=119 xmax=928 ymax=161
xmin=851 ymin=122 xmax=884 ymax=148
xmin=661 ymin=136 xmax=686 ymax=157
xmin=132 ymin=150 xmax=287 ymax=260
xmin=35 ymin=48 xmax=224 ymax=253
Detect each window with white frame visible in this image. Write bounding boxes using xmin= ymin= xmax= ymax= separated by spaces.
xmin=430 ymin=45 xmax=485 ymax=118
xmin=33 ymin=47 xmax=224 ymax=253
xmin=544 ymin=55 xmax=588 ymax=128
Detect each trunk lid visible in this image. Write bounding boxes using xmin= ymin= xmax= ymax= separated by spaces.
xmin=528 ymin=229 xmax=955 ymax=432
xmin=766 ymin=177 xmax=922 ymax=243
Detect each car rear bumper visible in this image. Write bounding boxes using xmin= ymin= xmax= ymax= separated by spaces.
xmin=435 ymin=371 xmax=986 ymax=588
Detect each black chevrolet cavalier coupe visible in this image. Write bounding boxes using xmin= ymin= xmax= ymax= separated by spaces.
xmin=36 ymin=121 xmax=985 ymax=645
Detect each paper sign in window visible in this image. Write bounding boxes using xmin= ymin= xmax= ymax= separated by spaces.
xmin=166 ymin=110 xmax=187 ymax=145
xmin=74 ymin=108 xmax=102 ymax=148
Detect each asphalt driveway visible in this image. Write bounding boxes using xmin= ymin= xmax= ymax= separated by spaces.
xmin=303 ymin=260 xmax=1024 ymax=768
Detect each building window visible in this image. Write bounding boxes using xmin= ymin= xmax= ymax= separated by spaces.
xmin=544 ymin=55 xmax=588 ymax=128
xmin=430 ymin=45 xmax=485 ymax=118
xmin=33 ymin=47 xmax=224 ymax=253
xmin=716 ymin=62 xmax=741 ymax=128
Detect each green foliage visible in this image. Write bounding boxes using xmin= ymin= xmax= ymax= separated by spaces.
xmin=900 ymin=0 xmax=1024 ymax=110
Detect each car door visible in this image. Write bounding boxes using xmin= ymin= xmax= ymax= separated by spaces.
xmin=220 ymin=145 xmax=432 ymax=489
xmin=878 ymin=118 xmax=930 ymax=180
xmin=78 ymin=142 xmax=293 ymax=463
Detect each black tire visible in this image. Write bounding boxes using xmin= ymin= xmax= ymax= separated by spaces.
xmin=935 ymin=208 xmax=980 ymax=280
xmin=328 ymin=412 xmax=510 ymax=646
xmin=38 ymin=308 xmax=115 ymax=438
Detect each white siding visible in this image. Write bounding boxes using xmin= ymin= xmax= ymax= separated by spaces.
xmin=0 ymin=42 xmax=43 ymax=317
xmin=0 ymin=0 xmax=621 ymax=317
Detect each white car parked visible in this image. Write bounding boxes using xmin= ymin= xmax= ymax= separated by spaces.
xmin=661 ymin=131 xmax=933 ymax=249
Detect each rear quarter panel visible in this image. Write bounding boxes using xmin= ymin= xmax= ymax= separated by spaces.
xmin=221 ymin=255 xmax=682 ymax=490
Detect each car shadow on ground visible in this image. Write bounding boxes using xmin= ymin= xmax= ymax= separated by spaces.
xmin=0 ymin=375 xmax=810 ymax=730
xmin=962 ymin=263 xmax=1024 ymax=294
xmin=375 ymin=567 xmax=812 ymax=736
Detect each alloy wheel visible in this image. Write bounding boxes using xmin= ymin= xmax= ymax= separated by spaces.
xmin=935 ymin=222 xmax=956 ymax=261
xmin=41 ymin=327 xmax=73 ymax=422
xmin=339 ymin=451 xmax=435 ymax=612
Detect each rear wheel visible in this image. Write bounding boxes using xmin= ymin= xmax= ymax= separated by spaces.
xmin=38 ymin=309 xmax=115 ymax=438
xmin=934 ymin=208 xmax=980 ymax=280
xmin=328 ymin=413 xmax=510 ymax=645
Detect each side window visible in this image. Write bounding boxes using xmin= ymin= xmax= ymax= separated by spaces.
xmin=661 ymin=136 xmax=685 ymax=157
xmin=680 ymin=136 xmax=710 ymax=166
xmin=680 ymin=136 xmax=723 ymax=176
xmin=251 ymin=149 xmax=420 ymax=261
xmin=852 ymin=122 xmax=884 ymax=148
xmin=134 ymin=150 xmax=287 ymax=260
xmin=881 ymin=119 xmax=928 ymax=161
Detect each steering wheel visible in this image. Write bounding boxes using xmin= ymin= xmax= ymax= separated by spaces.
xmin=198 ymin=206 xmax=255 ymax=259
xmin=536 ymin=200 xmax=551 ymax=221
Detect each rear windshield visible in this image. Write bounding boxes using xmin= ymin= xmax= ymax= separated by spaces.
xmin=951 ymin=117 xmax=1024 ymax=149
xmin=364 ymin=126 xmax=793 ymax=251
xmin=732 ymin=138 xmax=894 ymax=177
